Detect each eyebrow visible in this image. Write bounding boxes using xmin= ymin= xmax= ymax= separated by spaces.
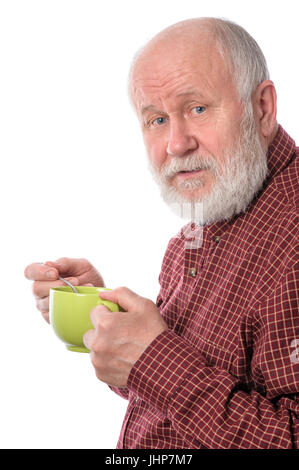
xmin=140 ymin=88 xmax=205 ymax=115
xmin=140 ymin=104 xmax=163 ymax=115
xmin=176 ymin=88 xmax=204 ymax=98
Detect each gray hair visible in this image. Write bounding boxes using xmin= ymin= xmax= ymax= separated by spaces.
xmin=210 ymin=18 xmax=270 ymax=101
xmin=128 ymin=17 xmax=270 ymax=104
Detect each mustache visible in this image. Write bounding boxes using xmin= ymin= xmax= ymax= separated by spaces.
xmin=159 ymin=153 xmax=218 ymax=179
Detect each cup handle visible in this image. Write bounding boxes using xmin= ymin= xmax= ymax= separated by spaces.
xmin=96 ymin=296 xmax=120 ymax=312
xmin=96 ymin=287 xmax=121 ymax=311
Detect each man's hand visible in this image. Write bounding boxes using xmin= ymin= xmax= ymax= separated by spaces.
xmin=83 ymin=287 xmax=168 ymax=388
xmin=24 ymin=258 xmax=105 ymax=323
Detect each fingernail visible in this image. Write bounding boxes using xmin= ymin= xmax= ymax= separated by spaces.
xmin=46 ymin=270 xmax=56 ymax=280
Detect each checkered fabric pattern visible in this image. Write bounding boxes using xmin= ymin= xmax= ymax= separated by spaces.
xmin=112 ymin=125 xmax=299 ymax=449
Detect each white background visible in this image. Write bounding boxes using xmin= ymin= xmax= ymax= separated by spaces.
xmin=0 ymin=0 xmax=297 ymax=449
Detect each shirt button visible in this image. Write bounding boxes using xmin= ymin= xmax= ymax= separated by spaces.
xmin=189 ymin=267 xmax=197 ymax=277
xmin=214 ymin=236 xmax=220 ymax=244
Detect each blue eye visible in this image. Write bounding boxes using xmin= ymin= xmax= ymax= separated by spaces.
xmin=153 ymin=117 xmax=167 ymax=126
xmin=192 ymin=106 xmax=206 ymax=114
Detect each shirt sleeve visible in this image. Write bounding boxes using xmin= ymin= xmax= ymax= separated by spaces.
xmin=127 ymin=262 xmax=299 ymax=449
xmin=108 ymin=386 xmax=129 ymax=400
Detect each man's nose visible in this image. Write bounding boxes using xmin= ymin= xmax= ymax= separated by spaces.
xmin=166 ymin=119 xmax=198 ymax=156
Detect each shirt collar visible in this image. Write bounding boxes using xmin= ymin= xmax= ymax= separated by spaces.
xmin=266 ymin=124 xmax=296 ymax=178
xmin=204 ymin=124 xmax=296 ymax=240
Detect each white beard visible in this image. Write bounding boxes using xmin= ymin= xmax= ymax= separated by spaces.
xmin=148 ymin=103 xmax=268 ymax=225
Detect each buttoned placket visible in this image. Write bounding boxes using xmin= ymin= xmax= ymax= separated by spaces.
xmin=185 ymin=231 xmax=222 ymax=290
xmin=184 ymin=226 xmax=218 ymax=281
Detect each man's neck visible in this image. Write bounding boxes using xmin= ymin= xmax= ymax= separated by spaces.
xmin=266 ymin=121 xmax=279 ymax=148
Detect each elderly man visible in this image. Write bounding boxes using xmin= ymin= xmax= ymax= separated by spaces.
xmin=25 ymin=18 xmax=298 ymax=449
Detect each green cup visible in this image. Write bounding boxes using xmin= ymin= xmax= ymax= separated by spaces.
xmin=49 ymin=286 xmax=119 ymax=353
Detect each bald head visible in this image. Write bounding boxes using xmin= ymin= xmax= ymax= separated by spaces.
xmin=130 ymin=19 xmax=223 ymax=106
xmin=136 ymin=17 xmax=216 ymax=57
xmin=129 ymin=17 xmax=270 ymax=105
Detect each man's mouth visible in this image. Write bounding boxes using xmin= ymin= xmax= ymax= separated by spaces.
xmin=179 ymin=168 xmax=201 ymax=173
xmin=176 ymin=168 xmax=205 ymax=176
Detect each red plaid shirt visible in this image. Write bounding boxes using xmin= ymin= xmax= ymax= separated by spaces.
xmin=112 ymin=125 xmax=299 ymax=449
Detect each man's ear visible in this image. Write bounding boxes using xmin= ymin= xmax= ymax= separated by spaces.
xmin=252 ymin=80 xmax=277 ymax=139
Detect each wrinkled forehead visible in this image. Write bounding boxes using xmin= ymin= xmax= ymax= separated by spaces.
xmin=130 ymin=34 xmax=232 ymax=109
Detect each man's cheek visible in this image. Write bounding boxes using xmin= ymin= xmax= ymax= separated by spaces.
xmin=144 ymin=138 xmax=168 ymax=169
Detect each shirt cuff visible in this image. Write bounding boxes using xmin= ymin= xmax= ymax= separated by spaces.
xmin=127 ymin=329 xmax=206 ymax=415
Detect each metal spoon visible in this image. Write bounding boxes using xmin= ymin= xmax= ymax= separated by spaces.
xmin=40 ymin=262 xmax=79 ymax=293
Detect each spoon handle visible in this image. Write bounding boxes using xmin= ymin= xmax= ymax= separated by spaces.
xmin=58 ymin=276 xmax=79 ymax=293
xmin=39 ymin=262 xmax=79 ymax=293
